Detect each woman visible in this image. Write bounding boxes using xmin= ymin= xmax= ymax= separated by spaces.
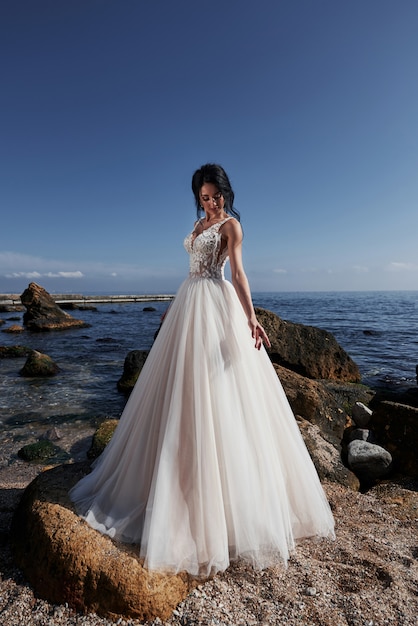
xmin=70 ymin=163 xmax=335 ymax=577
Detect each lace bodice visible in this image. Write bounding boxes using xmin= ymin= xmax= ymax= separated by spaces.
xmin=184 ymin=217 xmax=232 ymax=279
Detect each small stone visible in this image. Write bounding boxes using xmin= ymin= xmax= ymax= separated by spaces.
xmin=304 ymin=586 xmax=317 ymax=596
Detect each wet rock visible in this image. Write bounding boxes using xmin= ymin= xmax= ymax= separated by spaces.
xmin=40 ymin=427 xmax=62 ymax=442
xmin=87 ymin=419 xmax=118 ymax=459
xmin=11 ymin=463 xmax=197 ymax=621
xmin=117 ymin=349 xmax=149 ymax=394
xmin=255 ymin=307 xmax=361 ymax=383
xmin=0 ymin=345 xmax=31 ymax=358
xmin=2 ymin=324 xmax=24 ymax=333
xmin=21 ymin=282 xmax=89 ymax=331
xmin=17 ymin=440 xmax=57 ymax=461
xmin=20 ymin=350 xmax=60 ymax=377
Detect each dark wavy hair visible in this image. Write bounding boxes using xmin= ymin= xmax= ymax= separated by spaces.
xmin=191 ymin=163 xmax=240 ymax=221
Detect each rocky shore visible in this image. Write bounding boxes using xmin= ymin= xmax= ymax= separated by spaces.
xmin=1 ymin=453 xmax=417 ymax=625
xmin=1 ymin=284 xmax=417 ymax=625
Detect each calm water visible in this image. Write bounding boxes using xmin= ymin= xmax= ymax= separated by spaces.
xmin=1 ymin=291 xmax=417 ymax=436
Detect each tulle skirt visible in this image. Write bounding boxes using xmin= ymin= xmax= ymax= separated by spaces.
xmin=70 ymin=276 xmax=335 ymax=576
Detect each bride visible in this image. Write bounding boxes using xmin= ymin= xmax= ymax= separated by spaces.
xmin=70 ymin=163 xmax=335 ymax=577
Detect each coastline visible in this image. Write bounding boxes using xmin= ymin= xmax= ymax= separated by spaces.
xmin=1 ymin=291 xmax=418 ymax=623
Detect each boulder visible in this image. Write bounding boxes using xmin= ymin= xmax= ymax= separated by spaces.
xmin=369 ymin=401 xmax=418 ymax=477
xmin=117 ymin=349 xmax=149 ymax=394
xmin=296 ymin=417 xmax=360 ymax=491
xmin=11 ymin=463 xmax=196 ymax=621
xmin=20 ymin=350 xmax=60 ymax=377
xmin=347 ymin=440 xmax=392 ymax=484
xmin=255 ymin=307 xmax=361 ymax=382
xmin=274 ymin=364 xmax=349 ymax=446
xmin=20 ymin=282 xmax=89 ymax=331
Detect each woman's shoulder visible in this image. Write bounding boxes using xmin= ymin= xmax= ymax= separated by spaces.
xmin=222 ymin=216 xmax=241 ymax=232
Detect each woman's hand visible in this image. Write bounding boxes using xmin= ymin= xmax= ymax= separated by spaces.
xmin=248 ymin=317 xmax=271 ymax=350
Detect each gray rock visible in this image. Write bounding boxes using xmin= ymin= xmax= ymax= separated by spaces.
xmin=347 ymin=440 xmax=392 ymax=481
xmin=348 ymin=428 xmax=375 ymax=443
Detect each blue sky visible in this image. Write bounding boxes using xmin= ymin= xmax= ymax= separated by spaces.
xmin=1 ymin=0 xmax=417 ymax=295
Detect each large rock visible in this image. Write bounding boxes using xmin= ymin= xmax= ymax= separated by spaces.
xmin=274 ymin=364 xmax=349 ymax=446
xmin=20 ymin=349 xmax=60 ymax=377
xmin=369 ymin=401 xmax=418 ymax=477
xmin=21 ymin=282 xmax=88 ymax=331
xmin=296 ymin=417 xmax=360 ymax=491
xmin=11 ymin=463 xmax=196 ymax=621
xmin=347 ymin=440 xmax=392 ymax=483
xmin=255 ymin=307 xmax=361 ymax=382
xmin=117 ymin=350 xmax=149 ymax=394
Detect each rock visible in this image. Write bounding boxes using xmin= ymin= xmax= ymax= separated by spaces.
xmin=296 ymin=417 xmax=360 ymax=491
xmin=143 ymin=306 xmax=156 ymax=312
xmin=17 ymin=440 xmax=57 ymax=461
xmin=370 ymin=386 xmax=418 ymax=409
xmin=117 ymin=349 xmax=149 ymax=394
xmin=20 ymin=350 xmax=60 ymax=377
xmin=20 ymin=282 xmax=89 ymax=331
xmin=255 ymin=307 xmax=361 ymax=382
xmin=11 ymin=463 xmax=196 ymax=621
xmin=347 ymin=428 xmax=375 ymax=443
xmin=40 ymin=427 xmax=62 ymax=442
xmin=2 ymin=324 xmax=24 ymax=333
xmin=274 ymin=364 xmax=349 ymax=446
xmin=352 ymin=401 xmax=373 ymax=427
xmin=369 ymin=401 xmax=418 ymax=477
xmin=87 ymin=419 xmax=118 ymax=459
xmin=0 ymin=345 xmax=31 ymax=358
xmin=347 ymin=440 xmax=392 ymax=483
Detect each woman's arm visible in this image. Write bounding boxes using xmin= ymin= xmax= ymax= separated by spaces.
xmin=223 ymin=220 xmax=271 ymax=350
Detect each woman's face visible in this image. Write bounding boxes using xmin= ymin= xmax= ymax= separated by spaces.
xmin=199 ymin=183 xmax=225 ymax=212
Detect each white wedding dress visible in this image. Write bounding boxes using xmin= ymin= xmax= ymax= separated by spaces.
xmin=70 ymin=217 xmax=335 ymax=576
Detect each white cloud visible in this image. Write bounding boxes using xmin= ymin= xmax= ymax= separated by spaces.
xmin=45 ymin=271 xmax=84 ymax=278
xmin=273 ymin=268 xmax=287 ymax=274
xmin=5 ymin=270 xmax=85 ymax=279
xmin=352 ymin=265 xmax=369 ymax=273
xmin=387 ymin=261 xmax=418 ymax=272
xmin=0 ymin=251 xmax=182 ymax=284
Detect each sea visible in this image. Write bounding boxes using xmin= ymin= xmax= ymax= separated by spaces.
xmin=1 ymin=291 xmax=417 ymax=440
